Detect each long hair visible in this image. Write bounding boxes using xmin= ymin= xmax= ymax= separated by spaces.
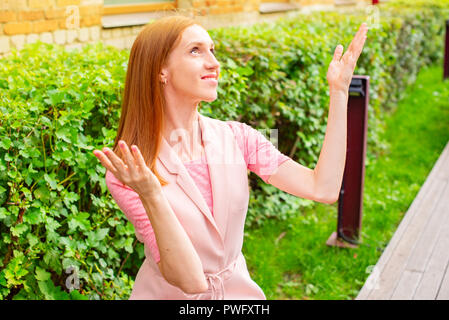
xmin=112 ymin=15 xmax=202 ymax=187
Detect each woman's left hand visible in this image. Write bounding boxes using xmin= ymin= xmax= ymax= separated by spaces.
xmin=326 ymin=23 xmax=368 ymax=93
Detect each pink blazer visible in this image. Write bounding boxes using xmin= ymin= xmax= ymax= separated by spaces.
xmin=110 ymin=113 xmax=279 ymax=300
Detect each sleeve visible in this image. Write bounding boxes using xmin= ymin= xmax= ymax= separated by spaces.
xmin=226 ymin=120 xmax=292 ymax=183
xmin=105 ymin=170 xmax=161 ymax=263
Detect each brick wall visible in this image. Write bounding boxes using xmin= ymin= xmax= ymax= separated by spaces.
xmin=0 ymin=0 xmax=103 ymax=53
xmin=0 ymin=0 xmax=370 ymax=55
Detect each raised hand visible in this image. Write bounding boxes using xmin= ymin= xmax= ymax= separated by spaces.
xmin=327 ymin=23 xmax=368 ymax=93
xmin=93 ymin=140 xmax=162 ymax=197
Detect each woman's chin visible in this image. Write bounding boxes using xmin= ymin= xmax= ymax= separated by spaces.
xmin=201 ymin=94 xmax=218 ymax=103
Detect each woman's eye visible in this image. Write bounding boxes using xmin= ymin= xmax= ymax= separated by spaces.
xmin=191 ymin=47 xmax=215 ymax=55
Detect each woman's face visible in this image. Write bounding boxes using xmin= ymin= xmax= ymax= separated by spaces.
xmin=161 ymin=24 xmax=220 ymax=103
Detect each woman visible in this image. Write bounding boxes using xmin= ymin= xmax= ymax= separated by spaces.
xmin=93 ymin=15 xmax=368 ymax=299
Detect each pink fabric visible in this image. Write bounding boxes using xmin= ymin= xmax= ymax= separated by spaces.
xmin=105 ymin=120 xmax=291 ymax=264
xmin=183 ymin=155 xmax=213 ymax=214
xmin=225 ymin=121 xmax=291 ymax=183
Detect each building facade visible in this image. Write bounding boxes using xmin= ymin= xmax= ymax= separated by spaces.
xmin=0 ymin=0 xmax=373 ymax=55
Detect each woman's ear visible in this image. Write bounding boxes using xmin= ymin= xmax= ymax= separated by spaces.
xmin=160 ymin=68 xmax=168 ymax=83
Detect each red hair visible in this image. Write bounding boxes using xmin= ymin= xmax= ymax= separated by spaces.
xmin=112 ymin=15 xmax=202 ymax=187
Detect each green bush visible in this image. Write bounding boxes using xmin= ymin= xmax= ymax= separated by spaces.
xmin=1 ymin=0 xmax=448 ymax=299
xmin=0 ymin=43 xmax=136 ymax=299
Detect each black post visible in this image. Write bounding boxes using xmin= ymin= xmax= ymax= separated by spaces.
xmin=326 ymin=76 xmax=370 ymax=249
xmin=444 ymin=19 xmax=449 ymax=80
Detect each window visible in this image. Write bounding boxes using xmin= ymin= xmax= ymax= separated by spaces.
xmin=259 ymin=1 xmax=300 ymax=14
xmin=103 ymin=0 xmax=176 ymax=15
xmin=105 ymin=0 xmax=166 ymax=4
xmin=334 ymin=0 xmax=357 ymax=5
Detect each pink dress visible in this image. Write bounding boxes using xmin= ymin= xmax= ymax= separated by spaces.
xmin=106 ymin=120 xmax=291 ymax=265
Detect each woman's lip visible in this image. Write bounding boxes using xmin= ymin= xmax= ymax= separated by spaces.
xmin=201 ymin=78 xmax=218 ymax=84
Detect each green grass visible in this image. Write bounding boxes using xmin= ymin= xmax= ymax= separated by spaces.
xmin=242 ymin=64 xmax=449 ymax=300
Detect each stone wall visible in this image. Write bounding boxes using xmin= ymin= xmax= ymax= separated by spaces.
xmin=0 ymin=0 xmax=371 ymax=56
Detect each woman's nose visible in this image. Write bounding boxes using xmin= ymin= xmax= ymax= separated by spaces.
xmin=206 ymin=52 xmax=220 ymax=68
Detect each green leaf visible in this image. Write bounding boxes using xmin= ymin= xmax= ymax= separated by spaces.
xmin=34 ymin=185 xmax=50 ymax=202
xmin=0 ymin=207 xmax=9 ymax=219
xmin=55 ymin=127 xmax=70 ymax=143
xmin=38 ymin=280 xmax=70 ymax=300
xmin=23 ymin=208 xmax=41 ymax=224
xmin=68 ymin=211 xmax=91 ymax=232
xmin=44 ymin=173 xmax=59 ymax=190
xmin=11 ymin=223 xmax=28 ymax=237
xmin=86 ymin=228 xmax=109 ymax=248
xmin=45 ymin=89 xmax=65 ymax=106
xmin=44 ymin=249 xmax=62 ymax=274
xmin=226 ymin=58 xmax=237 ymax=69
xmin=236 ymin=66 xmax=254 ymax=76
xmin=69 ymin=289 xmax=88 ymax=300
xmin=63 ymin=191 xmax=80 ymax=206
xmin=45 ymin=217 xmax=61 ymax=232
xmin=27 ymin=233 xmax=39 ymax=247
xmin=35 ymin=266 xmax=51 ymax=282
xmin=0 ymin=137 xmax=12 ymax=150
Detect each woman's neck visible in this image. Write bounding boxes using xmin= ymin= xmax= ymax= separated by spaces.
xmin=163 ymin=108 xmax=203 ymax=162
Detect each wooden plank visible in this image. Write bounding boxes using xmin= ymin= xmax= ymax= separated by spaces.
xmin=357 ymin=141 xmax=449 ymax=299
xmin=413 ymin=209 xmax=449 ymax=299
xmin=391 ymin=144 xmax=449 ymax=300
xmin=436 ymin=262 xmax=449 ymax=300
xmin=390 ymin=270 xmax=422 ymax=299
xmin=364 ymin=178 xmax=448 ymax=299
xmin=356 ymin=178 xmax=431 ymax=300
xmin=405 ymin=180 xmax=449 ymax=273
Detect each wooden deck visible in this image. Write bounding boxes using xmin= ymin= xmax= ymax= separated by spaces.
xmin=356 ymin=140 xmax=449 ymax=300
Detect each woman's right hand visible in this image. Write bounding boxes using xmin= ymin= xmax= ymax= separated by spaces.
xmin=93 ymin=140 xmax=162 ymax=198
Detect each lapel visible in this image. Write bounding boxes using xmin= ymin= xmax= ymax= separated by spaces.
xmin=156 ymin=113 xmax=230 ymax=244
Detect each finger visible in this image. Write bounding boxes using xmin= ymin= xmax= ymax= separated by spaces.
xmin=341 ymin=48 xmax=353 ymax=66
xmin=130 ymin=145 xmax=149 ymax=172
xmin=344 ymin=24 xmax=368 ymax=65
xmin=352 ymin=23 xmax=368 ymax=56
xmin=347 ymin=23 xmax=365 ymax=55
xmin=102 ymin=146 xmax=127 ymax=173
xmin=356 ymin=23 xmax=368 ymax=43
xmin=333 ymin=44 xmax=344 ymax=62
xmin=119 ymin=140 xmax=138 ymax=173
xmin=93 ymin=150 xmax=117 ymax=174
xmin=355 ymin=24 xmax=368 ymax=50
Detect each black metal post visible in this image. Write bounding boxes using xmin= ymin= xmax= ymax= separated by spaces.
xmin=326 ymin=76 xmax=370 ymax=249
xmin=444 ymin=19 xmax=449 ymax=80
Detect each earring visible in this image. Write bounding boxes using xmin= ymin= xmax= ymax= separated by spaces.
xmin=162 ymin=79 xmax=167 ymax=85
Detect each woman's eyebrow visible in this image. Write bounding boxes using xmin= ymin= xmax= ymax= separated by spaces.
xmin=185 ymin=41 xmax=215 ymax=48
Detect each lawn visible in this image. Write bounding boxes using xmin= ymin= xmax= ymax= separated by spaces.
xmin=242 ymin=63 xmax=449 ymax=300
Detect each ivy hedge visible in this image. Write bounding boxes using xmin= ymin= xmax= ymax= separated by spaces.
xmin=0 ymin=0 xmax=448 ymax=299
